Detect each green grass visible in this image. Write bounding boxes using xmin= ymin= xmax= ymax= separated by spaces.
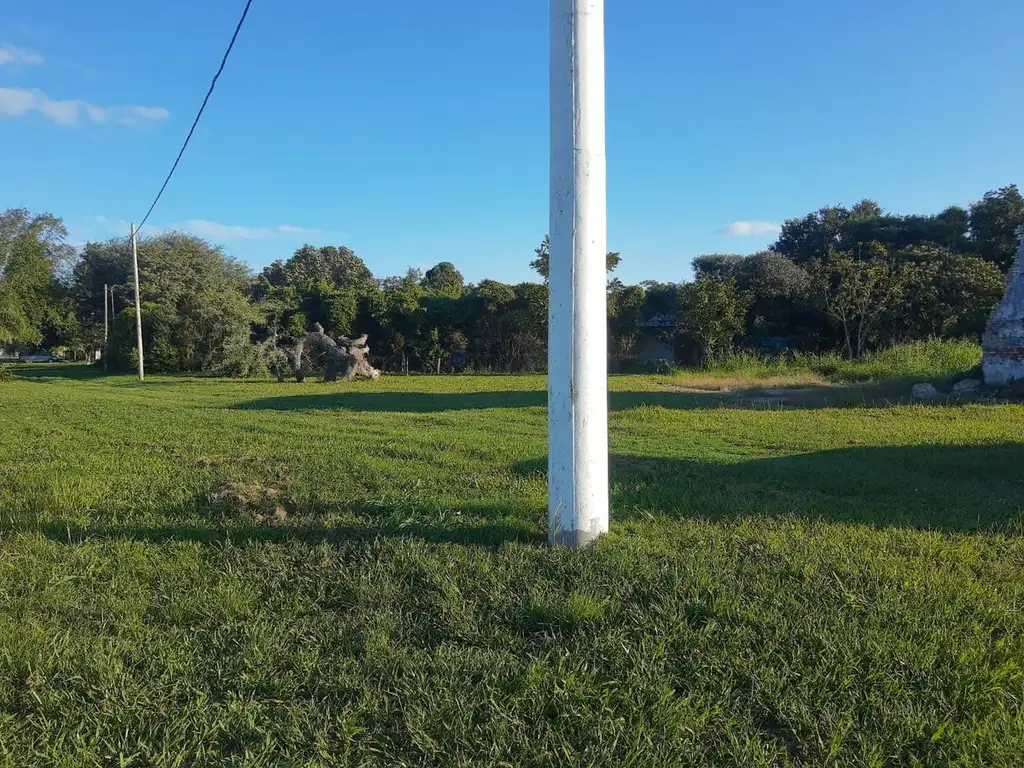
xmin=703 ymin=339 xmax=983 ymax=384
xmin=1 ymin=355 xmax=1023 ymax=766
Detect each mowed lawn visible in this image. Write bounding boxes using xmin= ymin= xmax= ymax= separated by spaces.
xmin=1 ymin=365 xmax=1023 ymax=766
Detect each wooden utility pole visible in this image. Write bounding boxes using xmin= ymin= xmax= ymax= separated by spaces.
xmin=130 ymin=224 xmax=145 ymax=381
xmin=548 ymin=0 xmax=609 ymax=547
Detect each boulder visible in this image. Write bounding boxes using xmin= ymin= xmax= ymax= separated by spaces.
xmin=982 ymin=232 xmax=1024 ymax=385
xmin=912 ymin=383 xmax=939 ymax=400
xmin=952 ymin=378 xmax=982 ymax=396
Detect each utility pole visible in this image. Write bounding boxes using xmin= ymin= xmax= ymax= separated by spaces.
xmin=103 ymin=283 xmax=109 ymax=371
xmin=548 ymin=0 xmax=608 ymax=547
xmin=130 ymin=224 xmax=145 ymax=381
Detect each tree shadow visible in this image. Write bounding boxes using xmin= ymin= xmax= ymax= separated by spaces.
xmin=9 ymin=445 xmax=1021 ymax=552
xmin=10 ymin=499 xmax=546 ymax=550
xmin=232 ymin=389 xmax=549 ymax=412
xmin=231 ymin=380 xmax=966 ymax=413
xmin=518 ymin=443 xmax=1024 ymax=534
xmin=9 ymin=363 xmax=109 ymax=381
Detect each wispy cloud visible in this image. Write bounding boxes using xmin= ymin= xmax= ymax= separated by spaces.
xmin=81 ymin=217 xmax=336 ymax=244
xmin=172 ymin=220 xmax=330 ymax=242
xmin=720 ymin=221 xmax=782 ymax=237
xmin=0 ymin=44 xmax=44 ymax=68
xmin=0 ymin=87 xmax=169 ymax=126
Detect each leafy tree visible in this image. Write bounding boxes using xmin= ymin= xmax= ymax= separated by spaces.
xmin=368 ymin=269 xmax=426 ymax=372
xmin=969 ymin=184 xmax=1024 ymax=271
xmin=72 ymin=239 xmax=132 ymax=331
xmin=639 ymin=281 xmax=680 ymax=319
xmin=300 ymin=281 xmax=359 ymax=337
xmin=676 ymin=276 xmax=748 ymax=363
xmin=808 ymin=246 xmax=904 ymax=358
xmin=772 ymin=206 xmax=853 ymax=265
xmin=529 ymin=234 xmax=621 ymax=281
xmin=607 ymin=280 xmax=646 ymax=359
xmin=271 ymin=245 xmax=375 ymax=290
xmin=0 ymin=208 xmax=73 ymax=347
xmin=421 ymin=261 xmax=465 ymax=298
xmin=892 ymin=246 xmax=1005 ymax=340
xmin=692 ymin=254 xmax=744 ymax=280
xmin=101 ymin=233 xmax=257 ymax=372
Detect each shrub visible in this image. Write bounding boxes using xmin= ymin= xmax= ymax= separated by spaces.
xmin=216 ymin=339 xmax=274 ymax=379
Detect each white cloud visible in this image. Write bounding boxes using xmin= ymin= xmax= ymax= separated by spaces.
xmin=0 ymin=87 xmax=35 ymax=116
xmin=720 ymin=221 xmax=782 ymax=237
xmin=0 ymin=44 xmax=44 ymax=67
xmin=174 ymin=220 xmax=324 ymax=242
xmin=84 ymin=104 xmax=107 ymax=123
xmin=84 ymin=216 xmax=333 ymax=243
xmin=36 ymin=96 xmax=79 ymax=125
xmin=0 ymin=86 xmax=168 ymax=126
xmin=129 ymin=106 xmax=170 ymax=121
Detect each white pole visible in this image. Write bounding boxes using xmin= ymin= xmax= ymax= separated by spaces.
xmin=548 ymin=0 xmax=609 ymax=548
xmin=130 ymin=224 xmax=145 ymax=381
xmin=103 ymin=282 xmax=108 ymax=371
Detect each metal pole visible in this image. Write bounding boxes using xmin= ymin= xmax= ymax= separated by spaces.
xmin=130 ymin=224 xmax=145 ymax=381
xmin=103 ymin=282 xmax=108 ymax=371
xmin=548 ymin=0 xmax=608 ymax=547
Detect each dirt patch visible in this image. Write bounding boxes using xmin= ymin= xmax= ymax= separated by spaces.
xmin=210 ymin=482 xmax=289 ymax=525
xmin=665 ymin=384 xmax=732 ymax=394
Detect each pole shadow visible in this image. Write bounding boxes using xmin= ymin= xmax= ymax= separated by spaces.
xmin=518 ymin=443 xmax=1024 ymax=534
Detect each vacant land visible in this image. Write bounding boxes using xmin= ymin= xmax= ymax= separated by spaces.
xmin=1 ymin=354 xmax=1022 ymax=766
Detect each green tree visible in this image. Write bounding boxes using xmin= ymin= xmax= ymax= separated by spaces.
xmin=676 ymin=276 xmax=748 ymax=363
xmin=808 ymin=246 xmax=904 ymax=358
xmin=772 ymin=206 xmax=853 ymax=265
xmin=607 ymin=280 xmax=646 ymax=359
xmin=300 ymin=281 xmax=359 ymax=337
xmin=272 ymin=245 xmax=375 ymax=290
xmin=370 ymin=269 xmax=426 ymax=372
xmin=102 ymin=232 xmax=257 ymax=372
xmin=71 ymin=239 xmax=132 ymax=340
xmin=893 ymin=246 xmax=1005 ymax=340
xmin=0 ymin=208 xmax=73 ymax=347
xmin=969 ymin=184 xmax=1024 ymax=271
xmin=421 ymin=261 xmax=465 ymax=298
xmin=529 ymin=234 xmax=621 ymax=281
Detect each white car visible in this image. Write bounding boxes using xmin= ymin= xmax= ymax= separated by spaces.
xmin=20 ymin=353 xmax=56 ymax=363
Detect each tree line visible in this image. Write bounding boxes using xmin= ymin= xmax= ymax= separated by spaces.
xmin=1 ymin=184 xmax=1020 ymax=374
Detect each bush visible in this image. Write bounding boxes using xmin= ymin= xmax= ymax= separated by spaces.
xmin=703 ymin=340 xmax=981 ymax=383
xmin=0 ymin=364 xmax=14 ymax=381
xmin=215 ymin=339 xmax=275 ymax=379
xmin=810 ymin=340 xmax=981 ymax=382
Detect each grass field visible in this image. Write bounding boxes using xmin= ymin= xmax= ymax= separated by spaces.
xmin=1 ymin=349 xmax=1023 ymax=766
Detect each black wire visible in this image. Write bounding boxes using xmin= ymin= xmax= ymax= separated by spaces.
xmin=135 ymin=0 xmax=254 ymax=234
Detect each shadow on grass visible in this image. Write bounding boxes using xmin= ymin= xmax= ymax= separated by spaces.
xmin=9 ymin=444 xmax=1023 ymax=551
xmin=10 ymin=363 xmax=109 ymax=381
xmin=231 ymin=379 xmax=960 ymax=413
xmin=29 ymin=513 xmax=543 ymax=550
xmin=599 ymin=442 xmax=1023 ymax=533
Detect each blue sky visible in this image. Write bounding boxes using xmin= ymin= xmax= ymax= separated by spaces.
xmin=2 ymin=0 xmax=1023 ymax=285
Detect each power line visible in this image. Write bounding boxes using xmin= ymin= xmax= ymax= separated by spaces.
xmin=135 ymin=0 xmax=254 ymax=234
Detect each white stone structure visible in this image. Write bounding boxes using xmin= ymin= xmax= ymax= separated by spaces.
xmin=548 ymin=0 xmax=609 ymax=547
xmin=982 ymin=232 xmax=1024 ymax=386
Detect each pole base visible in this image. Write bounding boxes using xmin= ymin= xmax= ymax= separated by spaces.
xmin=548 ymin=526 xmax=604 ymax=549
